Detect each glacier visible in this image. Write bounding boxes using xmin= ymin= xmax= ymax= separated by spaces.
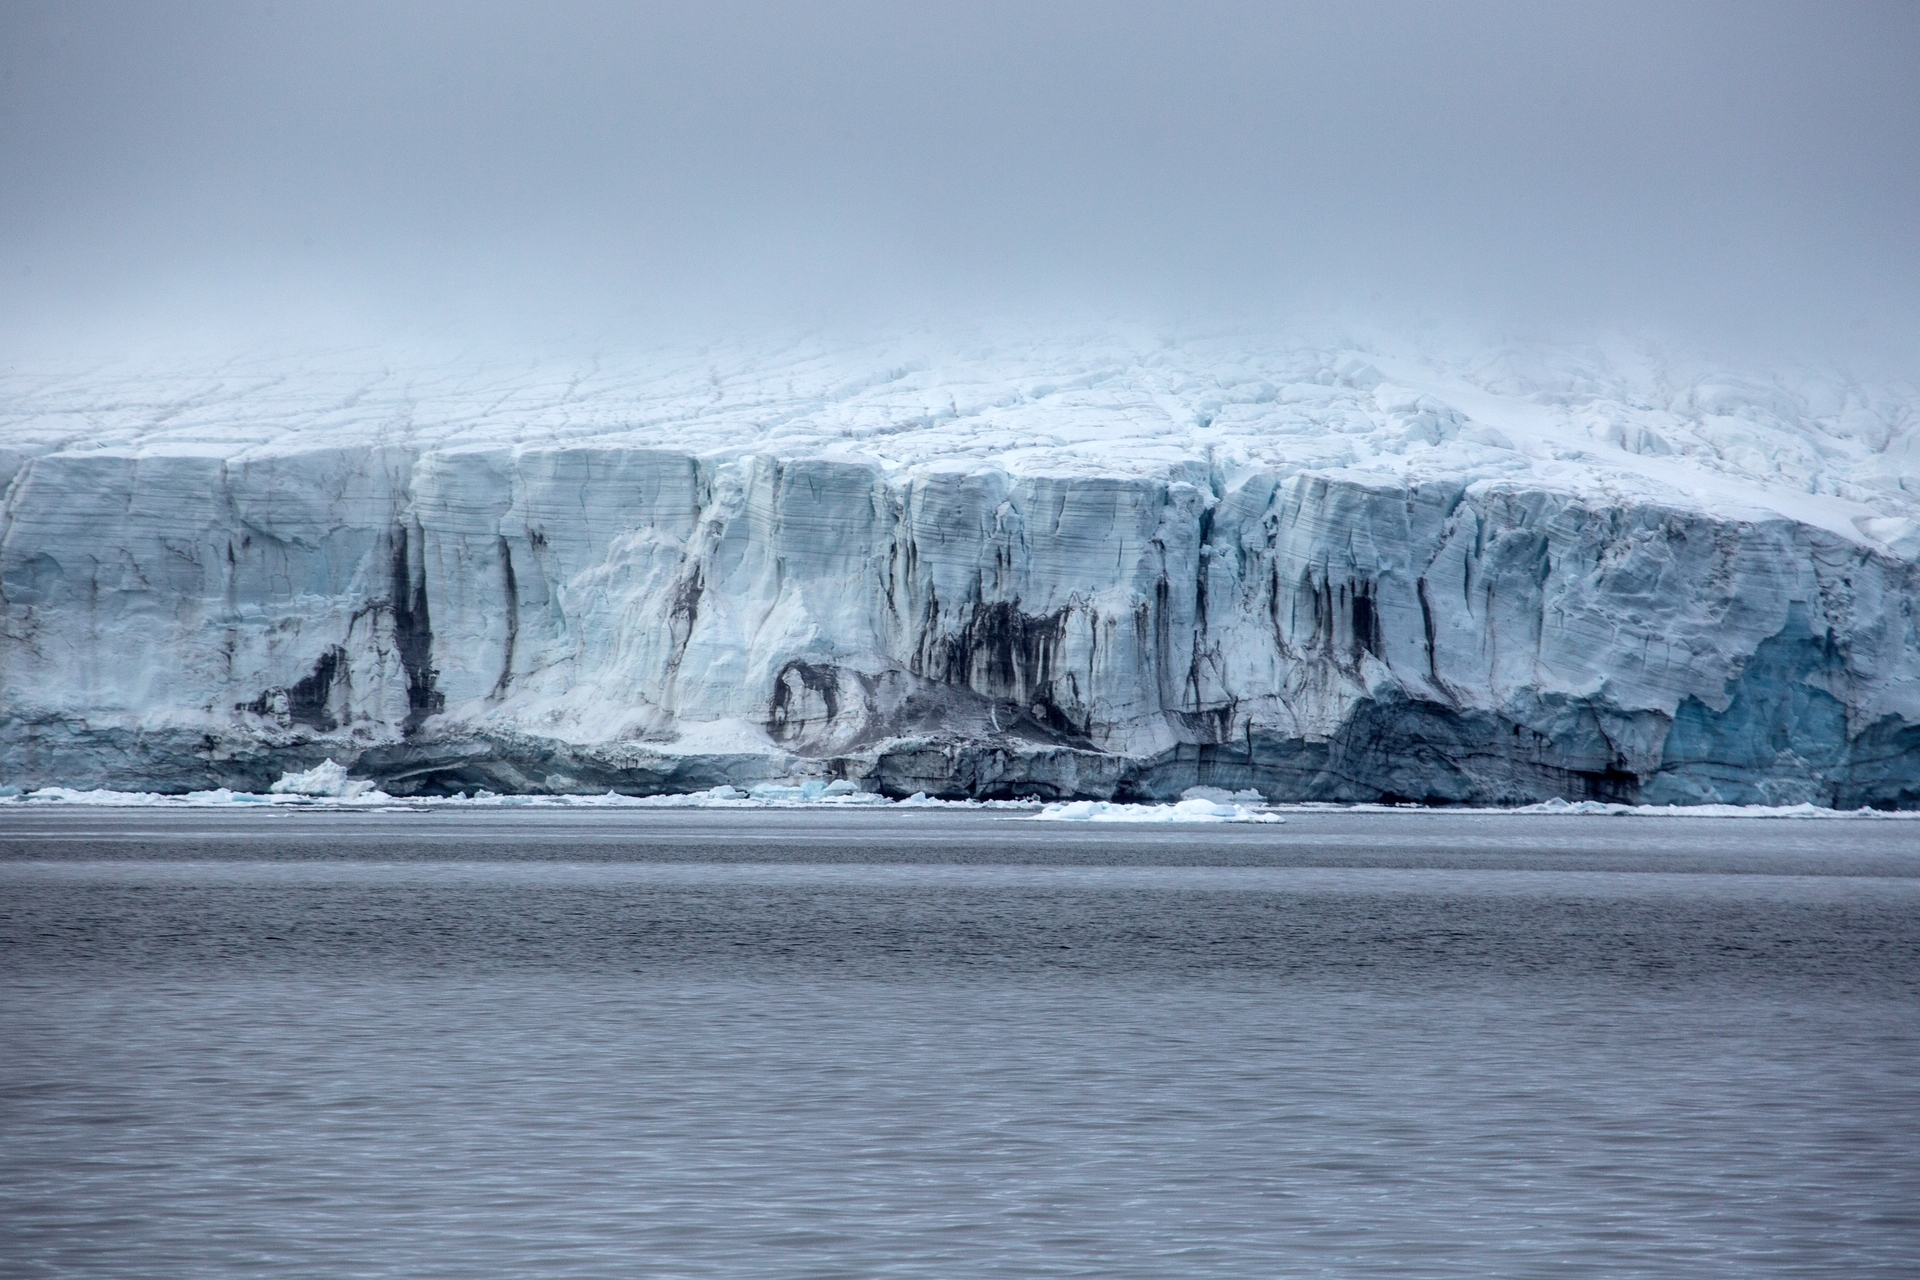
xmin=3 ymin=327 xmax=1918 ymax=806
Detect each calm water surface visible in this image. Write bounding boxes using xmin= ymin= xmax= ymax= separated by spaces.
xmin=3 ymin=809 xmax=1917 ymax=1277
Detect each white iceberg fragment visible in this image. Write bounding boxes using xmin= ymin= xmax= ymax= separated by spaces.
xmin=1034 ymin=797 xmax=1283 ymax=824
xmin=269 ymin=760 xmax=375 ymax=799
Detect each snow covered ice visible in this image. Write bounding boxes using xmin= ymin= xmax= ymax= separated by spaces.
xmin=3 ymin=326 xmax=1917 ymax=806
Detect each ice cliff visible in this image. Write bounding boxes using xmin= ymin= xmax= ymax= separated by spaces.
xmin=4 ymin=328 xmax=1918 ymax=804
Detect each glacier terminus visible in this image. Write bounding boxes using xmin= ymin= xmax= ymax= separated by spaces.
xmin=4 ymin=327 xmax=1917 ymax=806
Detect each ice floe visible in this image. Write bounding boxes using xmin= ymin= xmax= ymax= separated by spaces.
xmin=1033 ymin=798 xmax=1283 ymax=823
xmin=268 ymin=759 xmax=379 ymax=800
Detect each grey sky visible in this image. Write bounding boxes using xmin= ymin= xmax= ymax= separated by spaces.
xmin=3 ymin=1 xmax=1917 ymax=357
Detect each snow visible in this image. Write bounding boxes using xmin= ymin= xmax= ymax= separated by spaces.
xmin=4 ymin=327 xmax=1914 ymax=538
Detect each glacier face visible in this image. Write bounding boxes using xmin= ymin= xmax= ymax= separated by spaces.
xmin=4 ymin=329 xmax=1918 ymax=804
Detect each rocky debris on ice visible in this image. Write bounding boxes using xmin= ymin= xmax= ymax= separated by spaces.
xmin=3 ymin=326 xmax=1917 ymax=805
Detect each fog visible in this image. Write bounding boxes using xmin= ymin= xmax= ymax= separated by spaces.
xmin=3 ymin=1 xmax=1917 ymax=361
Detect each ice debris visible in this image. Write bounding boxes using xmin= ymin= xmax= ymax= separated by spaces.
xmin=1 ymin=784 xmax=1914 ymax=817
xmin=1034 ymin=798 xmax=1284 ymax=824
xmin=269 ymin=759 xmax=378 ymax=800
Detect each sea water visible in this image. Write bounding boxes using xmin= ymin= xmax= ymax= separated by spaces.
xmin=3 ymin=808 xmax=1916 ymax=1277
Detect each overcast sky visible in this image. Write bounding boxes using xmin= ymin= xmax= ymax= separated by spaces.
xmin=3 ymin=1 xmax=1917 ymax=359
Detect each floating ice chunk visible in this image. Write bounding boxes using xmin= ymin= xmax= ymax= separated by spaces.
xmin=17 ymin=786 xmax=170 ymax=805
xmin=269 ymin=759 xmax=374 ymax=799
xmin=10 ymin=784 xmax=293 ymax=805
xmin=1035 ymin=798 xmax=1283 ymax=824
xmin=1520 ymin=798 xmax=1624 ymax=815
xmin=734 ymin=778 xmax=880 ymax=804
xmin=185 ymin=788 xmax=268 ymax=804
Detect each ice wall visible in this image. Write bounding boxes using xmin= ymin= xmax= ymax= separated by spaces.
xmin=6 ymin=438 xmax=1917 ymax=804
